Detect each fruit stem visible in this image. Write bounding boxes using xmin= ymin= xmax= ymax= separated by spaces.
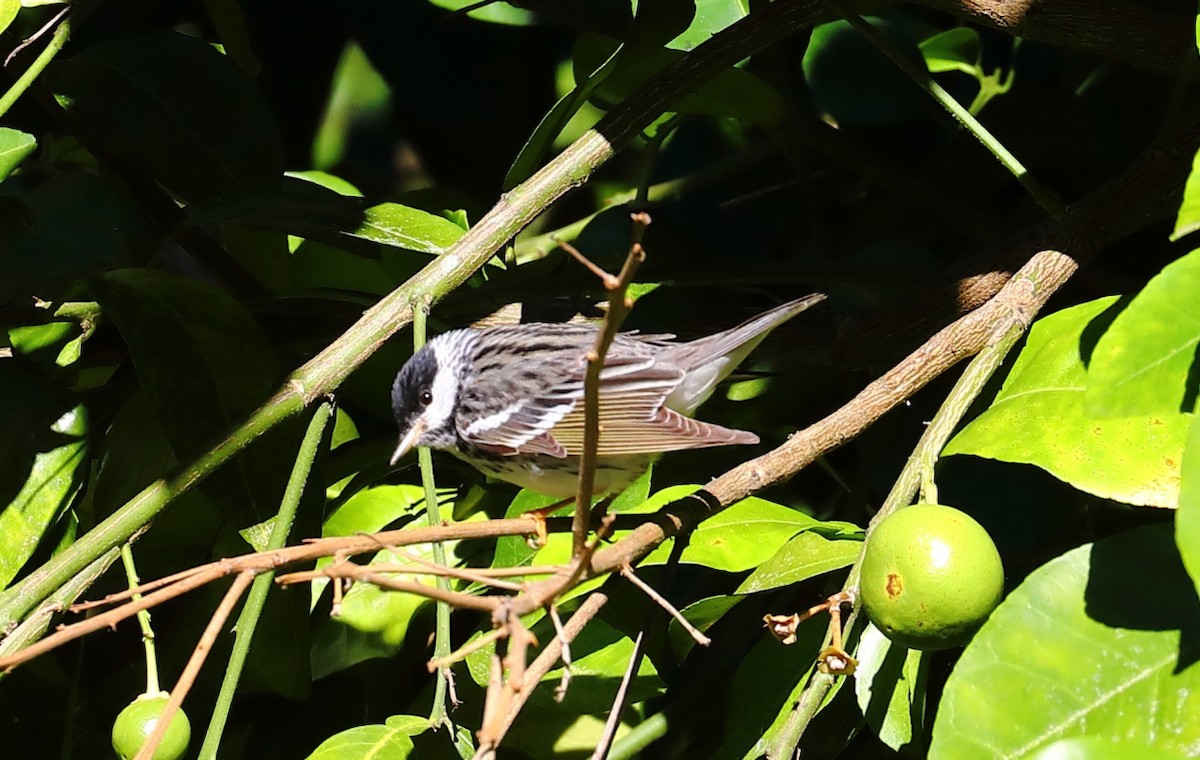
xmin=120 ymin=543 xmax=160 ymax=696
xmin=771 ymin=312 xmax=1029 ymax=758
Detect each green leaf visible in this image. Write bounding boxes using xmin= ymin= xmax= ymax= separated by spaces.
xmin=503 ymin=44 xmax=622 ymax=190
xmin=804 ymin=18 xmax=924 ymax=126
xmin=305 ymin=724 xmax=415 ymax=760
xmin=643 ymin=495 xmax=820 ymax=571
xmin=206 ymin=181 xmax=466 ymax=256
xmin=1172 ymin=147 xmax=1200 ymax=241
xmin=423 ymin=0 xmax=534 ymax=25
xmin=735 ymin=528 xmax=862 ymax=594
xmin=855 ymin=623 xmax=926 ymax=752
xmin=929 ymin=524 xmax=1200 ymax=758
xmin=0 ymin=366 xmax=86 ymax=589
xmin=0 ymin=173 xmax=148 ymax=305
xmin=312 ymin=43 xmax=392 ymax=169
xmin=715 ymin=615 xmax=830 ymax=758
xmin=93 ymin=269 xmax=284 ymax=525
xmin=945 ymin=298 xmax=1189 ymax=508
xmin=464 ymin=608 xmax=663 ymax=713
xmin=1178 ymin=415 xmax=1200 ymax=599
xmin=575 ymin=33 xmax=782 ymax=128
xmin=1085 ymin=250 xmax=1200 ymax=418
xmin=0 ymin=0 xmax=19 ymax=36
xmin=668 ymin=0 xmax=749 ymax=51
xmin=53 ymin=32 xmax=284 ymax=203
xmin=1023 ymin=737 xmax=1191 ymax=760
xmin=0 ymin=127 xmax=36 ymax=180
xmin=668 ymin=594 xmax=743 ymax=658
xmin=310 ymin=486 xmax=470 ymax=679
xmin=920 ymin=27 xmax=981 ymax=76
xmin=539 ymin=616 xmax=664 ymax=714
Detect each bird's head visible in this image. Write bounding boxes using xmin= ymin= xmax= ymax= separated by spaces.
xmin=390 ymin=332 xmax=471 ymax=465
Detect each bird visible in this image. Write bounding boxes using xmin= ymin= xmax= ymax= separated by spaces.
xmin=390 ymin=294 xmax=825 ymax=498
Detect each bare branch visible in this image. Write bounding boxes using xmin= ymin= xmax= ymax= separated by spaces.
xmin=620 ymin=564 xmax=710 ymax=647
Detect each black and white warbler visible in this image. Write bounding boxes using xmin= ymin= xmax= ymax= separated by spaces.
xmin=390 ymin=294 xmax=825 ymax=497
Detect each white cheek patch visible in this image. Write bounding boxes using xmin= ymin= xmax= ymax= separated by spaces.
xmin=424 ymin=340 xmax=464 ymax=431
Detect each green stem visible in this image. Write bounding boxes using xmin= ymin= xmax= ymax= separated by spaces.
xmin=829 ymin=5 xmax=1065 ymax=221
xmin=120 ymin=543 xmax=160 ymax=695
xmin=770 ymin=315 xmax=1029 ymax=758
xmin=413 ymin=302 xmax=455 ymax=729
xmin=0 ymin=0 xmax=828 ymax=637
xmin=607 ymin=711 xmax=670 ymax=760
xmin=0 ymin=547 xmax=120 ymax=659
xmin=197 ymin=400 xmax=333 ymax=760
xmin=0 ymin=14 xmax=71 ymax=120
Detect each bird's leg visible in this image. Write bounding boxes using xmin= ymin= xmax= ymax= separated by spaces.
xmin=523 ymin=497 xmax=574 ymax=548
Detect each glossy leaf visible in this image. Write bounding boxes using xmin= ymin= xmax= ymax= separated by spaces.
xmin=920 ymin=27 xmax=981 ymax=76
xmin=310 ymin=485 xmax=470 ymax=679
xmin=735 ymin=528 xmax=862 ymax=594
xmin=1178 ymin=415 xmax=1200 ymax=599
xmin=1085 ymin=249 xmax=1200 ymax=418
xmin=463 ymin=606 xmax=663 ymax=713
xmin=0 ymin=366 xmax=86 ymax=589
xmin=0 ymin=127 xmax=35 ymax=180
xmin=669 ymin=0 xmax=748 ymax=50
xmin=1024 ymin=737 xmax=1190 ymax=760
xmin=424 ymin=0 xmax=533 ymax=25
xmin=53 ymin=32 xmax=284 ymax=203
xmin=668 ymin=594 xmax=742 ymax=658
xmin=855 ymin=623 xmax=926 ymax=751
xmin=930 ymin=524 xmax=1200 ymax=758
xmin=946 ymin=298 xmax=1189 ymax=507
xmin=643 ymin=495 xmax=820 ymax=571
xmin=1172 ymin=147 xmax=1200 ymax=241
xmin=305 ymin=721 xmax=416 ymax=760
xmin=210 ymin=183 xmax=465 ymax=255
xmin=93 ymin=269 xmax=284 ymax=524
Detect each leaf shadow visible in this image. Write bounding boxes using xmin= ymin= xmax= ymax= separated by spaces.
xmin=1084 ymin=523 xmax=1200 ymax=674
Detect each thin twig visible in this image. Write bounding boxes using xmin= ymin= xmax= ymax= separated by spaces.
xmin=620 ymin=564 xmax=710 ymax=647
xmin=429 ymin=627 xmax=508 ymax=672
xmin=547 ymin=605 xmax=572 ymax=702
xmin=569 ymin=212 xmax=651 ymax=557
xmin=592 ymin=630 xmax=646 ymax=760
xmin=485 ymin=593 xmax=609 ymax=752
xmin=133 ymin=571 xmax=254 ymax=760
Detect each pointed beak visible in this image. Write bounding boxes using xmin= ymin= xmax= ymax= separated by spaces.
xmin=390 ymin=418 xmax=426 ymax=466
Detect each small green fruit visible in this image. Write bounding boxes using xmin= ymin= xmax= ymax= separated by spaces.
xmin=111 ymin=693 xmax=191 ymax=760
xmin=860 ymin=503 xmax=1004 ymax=650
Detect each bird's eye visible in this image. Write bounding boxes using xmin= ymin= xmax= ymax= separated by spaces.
xmin=419 ymin=390 xmax=433 ymax=406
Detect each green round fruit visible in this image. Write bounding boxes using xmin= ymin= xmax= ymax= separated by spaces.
xmin=860 ymin=504 xmax=1004 ymax=651
xmin=111 ymin=693 xmax=191 ymax=760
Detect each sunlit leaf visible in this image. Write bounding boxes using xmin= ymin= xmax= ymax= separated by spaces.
xmin=930 ymin=524 xmax=1200 ymax=758
xmin=855 ymin=623 xmax=926 ymax=751
xmin=0 ymin=128 xmax=35 ymax=180
xmin=946 ymin=298 xmax=1189 ymax=508
xmin=1085 ymin=249 xmax=1200 ymax=418
xmin=0 ymin=367 xmax=86 ymax=588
